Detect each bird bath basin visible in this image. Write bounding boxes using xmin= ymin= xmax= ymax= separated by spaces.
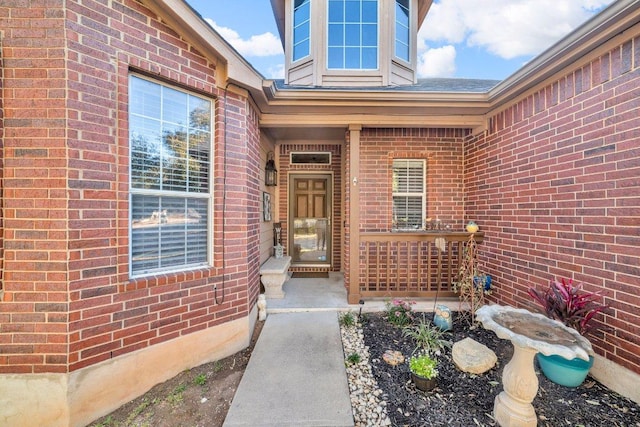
xmin=476 ymin=305 xmax=593 ymax=427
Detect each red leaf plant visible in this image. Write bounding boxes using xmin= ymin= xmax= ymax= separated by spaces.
xmin=528 ymin=278 xmax=608 ymax=336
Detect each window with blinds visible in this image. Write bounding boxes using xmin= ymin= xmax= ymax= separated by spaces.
xmin=129 ymin=75 xmax=212 ymax=277
xmin=392 ymin=159 xmax=425 ymax=230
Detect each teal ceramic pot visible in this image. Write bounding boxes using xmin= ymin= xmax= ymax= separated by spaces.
xmin=537 ymin=353 xmax=594 ymax=387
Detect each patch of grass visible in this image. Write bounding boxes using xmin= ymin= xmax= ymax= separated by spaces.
xmin=339 ymin=311 xmax=356 ymax=328
xmin=90 ymin=416 xmax=114 ymax=427
xmin=166 ymin=383 xmax=187 ymax=405
xmin=213 ymin=360 xmax=224 ymax=373
xmin=194 ymin=373 xmax=207 ymax=386
xmin=346 ymin=352 xmax=361 ymax=365
xmin=123 ymin=398 xmax=152 ymax=425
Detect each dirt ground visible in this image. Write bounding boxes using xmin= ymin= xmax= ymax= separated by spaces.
xmin=88 ymin=320 xmax=264 ymax=427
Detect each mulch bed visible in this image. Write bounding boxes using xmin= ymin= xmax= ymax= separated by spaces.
xmin=362 ymin=311 xmax=640 ymax=427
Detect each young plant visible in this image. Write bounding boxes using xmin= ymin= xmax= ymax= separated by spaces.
xmin=194 ymin=373 xmax=207 ymax=386
xmin=385 ymin=299 xmax=416 ymax=327
xmin=409 ymin=354 xmax=438 ymax=379
xmin=339 ymin=311 xmax=356 ymax=328
xmin=403 ymin=318 xmax=452 ymax=356
xmin=346 ymin=352 xmax=361 ymax=365
xmin=528 ymin=278 xmax=608 ymax=336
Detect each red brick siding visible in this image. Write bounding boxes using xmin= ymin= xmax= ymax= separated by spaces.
xmin=0 ymin=0 xmax=69 ymax=374
xmin=278 ymin=144 xmax=343 ymax=271
xmin=1 ymin=0 xmax=261 ymax=374
xmin=359 ymin=128 xmax=469 ymax=231
xmin=344 ymin=128 xmax=469 ymax=293
xmin=466 ymin=35 xmax=640 ymax=374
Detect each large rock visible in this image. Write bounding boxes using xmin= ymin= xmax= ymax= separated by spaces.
xmin=452 ymin=337 xmax=497 ymax=374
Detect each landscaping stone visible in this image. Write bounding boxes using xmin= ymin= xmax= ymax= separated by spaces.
xmin=452 ymin=337 xmax=497 ymax=374
xmin=382 ymin=350 xmax=405 ymax=366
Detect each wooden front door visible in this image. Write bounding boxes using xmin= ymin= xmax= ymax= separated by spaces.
xmin=289 ymin=175 xmax=332 ymax=265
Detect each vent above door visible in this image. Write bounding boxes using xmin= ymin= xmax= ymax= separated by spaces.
xmin=290 ymin=152 xmax=331 ymax=164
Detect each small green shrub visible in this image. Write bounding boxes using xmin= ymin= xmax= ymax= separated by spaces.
xmin=385 ymin=299 xmax=415 ymax=327
xmin=194 ymin=373 xmax=207 ymax=386
xmin=339 ymin=311 xmax=356 ymax=328
xmin=346 ymin=352 xmax=361 ymax=365
xmin=403 ymin=318 xmax=452 ymax=355
xmin=409 ymin=354 xmax=438 ymax=379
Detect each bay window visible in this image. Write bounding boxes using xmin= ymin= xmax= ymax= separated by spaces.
xmin=328 ymin=0 xmax=378 ymax=69
xmin=293 ymin=0 xmax=311 ymax=61
xmin=395 ymin=0 xmax=410 ymax=62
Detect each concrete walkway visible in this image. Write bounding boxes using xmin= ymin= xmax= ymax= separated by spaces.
xmin=223 ymin=311 xmax=354 ymax=427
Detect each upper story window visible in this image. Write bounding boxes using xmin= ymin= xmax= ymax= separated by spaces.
xmin=293 ymin=0 xmax=311 ymax=62
xmin=129 ymin=75 xmax=212 ymax=277
xmin=395 ymin=0 xmax=410 ymax=62
xmin=392 ymin=159 xmax=425 ymax=230
xmin=327 ymin=0 xmax=378 ymax=70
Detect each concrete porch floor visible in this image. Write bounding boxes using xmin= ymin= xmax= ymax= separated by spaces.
xmin=265 ymin=272 xmax=462 ymax=314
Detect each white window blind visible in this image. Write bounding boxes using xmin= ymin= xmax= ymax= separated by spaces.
xmin=392 ymin=159 xmax=425 ymax=229
xmin=129 ymin=75 xmax=212 ymax=277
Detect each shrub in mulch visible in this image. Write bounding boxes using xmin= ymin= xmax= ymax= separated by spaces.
xmin=362 ymin=311 xmax=640 ymax=427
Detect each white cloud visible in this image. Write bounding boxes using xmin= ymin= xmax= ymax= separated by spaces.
xmin=266 ymin=63 xmax=286 ymax=79
xmin=419 ymin=0 xmax=615 ymax=59
xmin=206 ymin=19 xmax=283 ymax=57
xmin=417 ymin=45 xmax=457 ymax=77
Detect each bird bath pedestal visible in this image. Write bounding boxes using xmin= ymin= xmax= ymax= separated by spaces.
xmin=476 ymin=305 xmax=593 ymax=427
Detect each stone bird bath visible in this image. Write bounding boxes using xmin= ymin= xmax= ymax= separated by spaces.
xmin=476 ymin=305 xmax=593 ymax=427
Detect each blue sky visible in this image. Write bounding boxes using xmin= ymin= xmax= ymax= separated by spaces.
xmin=186 ymin=0 xmax=615 ymax=81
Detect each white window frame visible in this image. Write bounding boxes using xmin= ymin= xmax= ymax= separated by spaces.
xmin=392 ymin=159 xmax=426 ymax=230
xmin=128 ymin=74 xmax=213 ymax=278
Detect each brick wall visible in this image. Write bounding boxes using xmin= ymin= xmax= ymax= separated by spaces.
xmin=344 ymin=128 xmax=468 ymax=294
xmin=0 ymin=0 xmax=69 ymax=374
xmin=466 ymin=35 xmax=640 ymax=373
xmin=1 ymin=0 xmax=261 ymax=374
xmin=359 ymin=128 xmax=469 ymax=231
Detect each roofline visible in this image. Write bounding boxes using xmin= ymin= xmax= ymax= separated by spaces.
xmin=141 ymin=0 xmax=640 ymax=132
xmin=488 ymin=0 xmax=640 ymax=107
xmin=143 ymin=0 xmax=265 ymax=92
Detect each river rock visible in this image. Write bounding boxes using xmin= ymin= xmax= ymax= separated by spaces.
xmin=452 ymin=337 xmax=497 ymax=374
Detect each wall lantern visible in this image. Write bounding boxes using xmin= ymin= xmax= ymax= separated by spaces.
xmin=265 ymin=152 xmax=278 ymax=186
